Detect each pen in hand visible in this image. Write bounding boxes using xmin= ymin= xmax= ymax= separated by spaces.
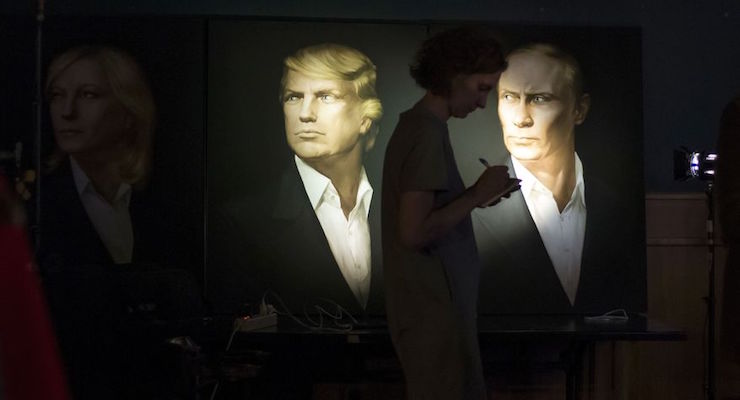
xmin=476 ymin=157 xmax=521 ymax=207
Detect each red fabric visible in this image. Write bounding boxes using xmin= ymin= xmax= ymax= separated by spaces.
xmin=0 ymin=225 xmax=70 ymax=400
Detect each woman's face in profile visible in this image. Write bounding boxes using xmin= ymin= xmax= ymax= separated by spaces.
xmin=48 ymin=57 xmax=130 ymax=158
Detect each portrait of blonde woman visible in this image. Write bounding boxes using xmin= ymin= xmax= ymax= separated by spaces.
xmin=38 ymin=45 xmax=167 ymax=400
xmin=38 ymin=45 xmax=156 ymax=270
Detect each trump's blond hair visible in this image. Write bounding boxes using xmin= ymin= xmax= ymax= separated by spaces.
xmin=281 ymin=43 xmax=383 ymax=143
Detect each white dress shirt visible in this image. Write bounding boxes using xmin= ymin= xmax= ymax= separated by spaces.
xmin=71 ymin=157 xmax=134 ymax=264
xmin=511 ymin=154 xmax=587 ymax=305
xmin=295 ymin=155 xmax=373 ymax=308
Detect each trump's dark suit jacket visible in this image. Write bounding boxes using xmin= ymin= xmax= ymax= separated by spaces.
xmin=473 ymin=157 xmax=646 ymax=315
xmin=210 ymin=161 xmax=385 ymax=317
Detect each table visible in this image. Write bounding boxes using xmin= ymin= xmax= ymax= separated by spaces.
xmin=476 ymin=315 xmax=685 ymax=399
xmin=217 ymin=314 xmax=685 ymax=399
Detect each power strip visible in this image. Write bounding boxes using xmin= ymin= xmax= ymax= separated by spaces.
xmin=233 ymin=312 xmax=278 ymax=332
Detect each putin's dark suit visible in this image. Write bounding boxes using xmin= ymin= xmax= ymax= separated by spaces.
xmin=473 ymin=157 xmax=646 ymax=315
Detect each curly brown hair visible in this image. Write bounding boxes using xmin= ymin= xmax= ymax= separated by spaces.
xmin=410 ymin=26 xmax=505 ymax=96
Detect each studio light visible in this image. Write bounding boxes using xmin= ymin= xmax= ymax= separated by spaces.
xmin=673 ymin=145 xmax=718 ymax=400
xmin=673 ymin=146 xmax=718 ymax=181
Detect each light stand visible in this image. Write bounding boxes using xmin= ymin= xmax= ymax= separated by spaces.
xmin=674 ymin=147 xmax=717 ymax=400
xmin=705 ymin=182 xmax=716 ymax=400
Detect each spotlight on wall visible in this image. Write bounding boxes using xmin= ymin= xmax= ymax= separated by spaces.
xmin=673 ymin=146 xmax=717 ymax=181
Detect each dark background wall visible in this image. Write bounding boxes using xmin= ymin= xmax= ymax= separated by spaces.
xmin=4 ymin=0 xmax=739 ymax=192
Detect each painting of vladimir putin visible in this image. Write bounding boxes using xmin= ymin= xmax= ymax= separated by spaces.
xmin=473 ymin=43 xmax=645 ymax=315
xmin=214 ymin=44 xmax=385 ymax=316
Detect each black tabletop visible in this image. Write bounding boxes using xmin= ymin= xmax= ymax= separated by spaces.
xmin=228 ymin=314 xmax=685 ymax=345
